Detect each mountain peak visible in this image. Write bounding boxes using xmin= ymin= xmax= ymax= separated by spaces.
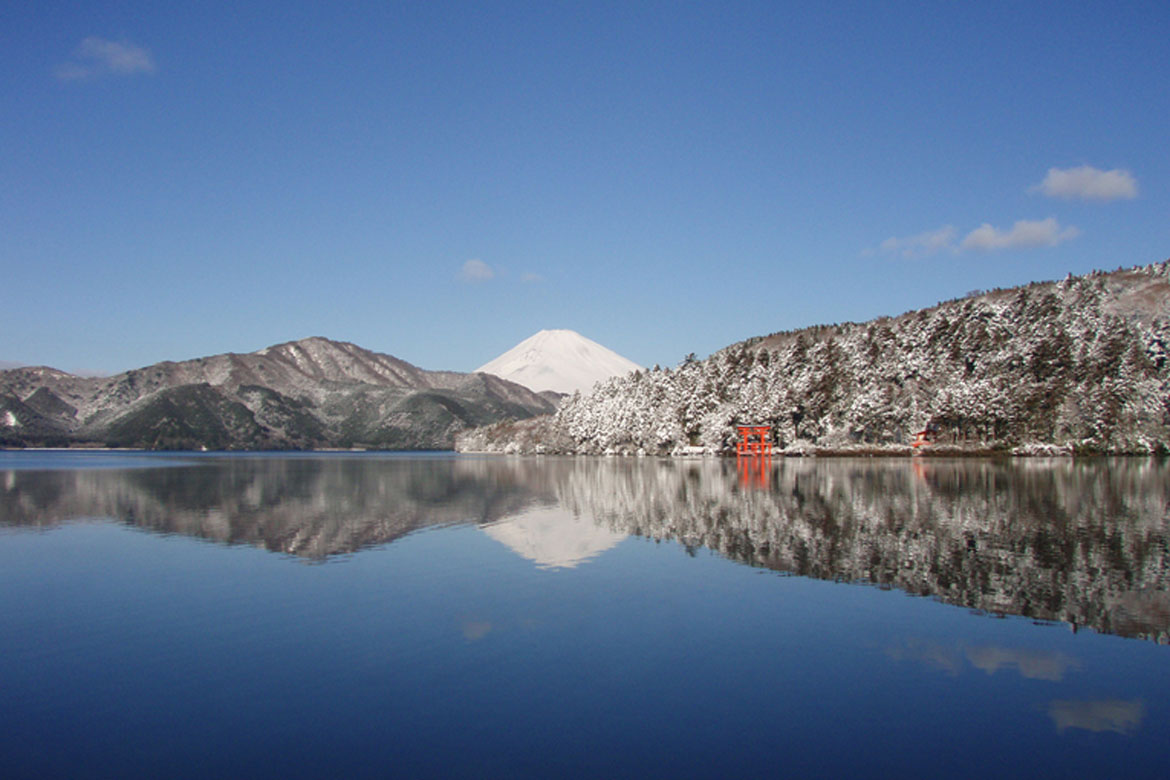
xmin=476 ymin=330 xmax=641 ymax=395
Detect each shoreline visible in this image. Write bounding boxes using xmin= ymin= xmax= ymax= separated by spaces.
xmin=4 ymin=444 xmax=1164 ymax=459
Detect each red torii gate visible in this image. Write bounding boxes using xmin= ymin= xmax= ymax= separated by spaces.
xmin=736 ymin=425 xmax=772 ymax=457
xmin=736 ymin=425 xmax=772 ymax=489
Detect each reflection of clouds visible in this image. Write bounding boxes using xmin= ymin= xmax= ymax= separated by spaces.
xmin=461 ymin=621 xmax=493 ymax=641
xmin=482 ymin=505 xmax=626 ymax=569
xmin=888 ymin=639 xmax=1079 ymax=681
xmin=885 ymin=639 xmax=963 ymax=675
xmin=1048 ymin=699 xmax=1144 ymax=735
xmin=965 ymin=646 xmax=1080 ymax=681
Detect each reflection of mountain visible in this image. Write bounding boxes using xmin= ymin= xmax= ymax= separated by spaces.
xmin=482 ymin=506 xmax=626 ymax=568
xmin=0 ymin=457 xmax=549 ymax=558
xmin=3 ymin=455 xmax=1169 ymax=641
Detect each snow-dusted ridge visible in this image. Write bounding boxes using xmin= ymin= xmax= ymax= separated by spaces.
xmin=475 ymin=329 xmax=641 ymax=396
xmin=459 ymin=260 xmax=1170 ymax=456
xmin=0 ymin=336 xmax=556 ymax=450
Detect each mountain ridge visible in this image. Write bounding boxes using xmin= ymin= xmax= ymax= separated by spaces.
xmin=0 ymin=337 xmax=555 ymax=450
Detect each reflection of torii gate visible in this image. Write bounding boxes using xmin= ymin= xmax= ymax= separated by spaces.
xmin=736 ymin=425 xmax=772 ymax=489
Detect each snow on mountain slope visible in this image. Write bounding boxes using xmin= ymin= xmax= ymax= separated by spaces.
xmin=475 ymin=329 xmax=641 ymax=395
xmin=0 ymin=336 xmax=557 ymax=450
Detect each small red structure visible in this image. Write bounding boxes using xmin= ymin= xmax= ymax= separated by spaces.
xmin=911 ymin=423 xmax=939 ymax=448
xmin=736 ymin=425 xmax=772 ymax=457
xmin=736 ymin=425 xmax=772 ymax=489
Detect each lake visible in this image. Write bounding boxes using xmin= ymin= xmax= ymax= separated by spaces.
xmin=1 ymin=451 xmax=1168 ymax=778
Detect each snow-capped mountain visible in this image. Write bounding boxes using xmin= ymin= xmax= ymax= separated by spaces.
xmin=475 ymin=329 xmax=641 ymax=395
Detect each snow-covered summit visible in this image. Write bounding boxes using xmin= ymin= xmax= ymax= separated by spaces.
xmin=475 ymin=329 xmax=641 ymax=395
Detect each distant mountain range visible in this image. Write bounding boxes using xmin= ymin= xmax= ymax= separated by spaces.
xmin=11 ymin=260 xmax=1170 ymax=454
xmin=459 ymin=261 xmax=1170 ymax=455
xmin=476 ymin=329 xmax=641 ymax=395
xmin=0 ymin=337 xmax=555 ymax=450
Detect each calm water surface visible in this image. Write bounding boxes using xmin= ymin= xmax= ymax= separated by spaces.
xmin=1 ymin=452 xmax=1168 ymax=778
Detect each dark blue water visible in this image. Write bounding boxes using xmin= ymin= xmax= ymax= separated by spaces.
xmin=1 ymin=453 xmax=1167 ymax=778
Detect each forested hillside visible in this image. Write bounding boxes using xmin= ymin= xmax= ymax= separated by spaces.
xmin=459 ymin=261 xmax=1170 ymax=455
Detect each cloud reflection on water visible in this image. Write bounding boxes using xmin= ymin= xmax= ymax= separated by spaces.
xmin=965 ymin=645 xmax=1081 ymax=682
xmin=886 ymin=638 xmax=1080 ymax=681
xmin=1047 ymin=699 xmax=1145 ymax=735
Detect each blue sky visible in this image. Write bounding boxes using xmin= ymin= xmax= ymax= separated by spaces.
xmin=3 ymin=1 xmax=1168 ymax=374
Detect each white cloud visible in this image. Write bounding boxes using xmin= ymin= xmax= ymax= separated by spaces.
xmin=877 ymin=225 xmax=957 ymax=258
xmin=458 ymin=259 xmax=495 ymax=282
xmin=1034 ymin=165 xmax=1138 ymax=201
xmin=520 ymin=272 xmax=544 ymax=283
xmin=961 ymin=217 xmax=1080 ymax=251
xmin=875 ymin=217 xmax=1081 ymax=258
xmin=56 ymin=37 xmax=156 ymax=81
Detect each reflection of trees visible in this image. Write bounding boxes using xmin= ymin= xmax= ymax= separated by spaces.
xmin=554 ymin=457 xmax=1170 ymax=643
xmin=3 ymin=455 xmax=1169 ymax=642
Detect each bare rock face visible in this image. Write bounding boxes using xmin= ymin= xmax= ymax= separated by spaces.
xmin=0 ymin=337 xmax=556 ymax=450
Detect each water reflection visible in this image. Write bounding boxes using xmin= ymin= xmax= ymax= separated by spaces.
xmin=482 ymin=507 xmax=626 ymax=569
xmin=2 ymin=454 xmax=1169 ymax=641
xmin=1048 ymin=699 xmax=1146 ymax=735
xmin=1 ymin=457 xmax=542 ymax=558
xmin=965 ymin=645 xmax=1081 ymax=681
xmin=736 ymin=453 xmax=772 ymax=489
xmin=886 ymin=638 xmax=1081 ymax=680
